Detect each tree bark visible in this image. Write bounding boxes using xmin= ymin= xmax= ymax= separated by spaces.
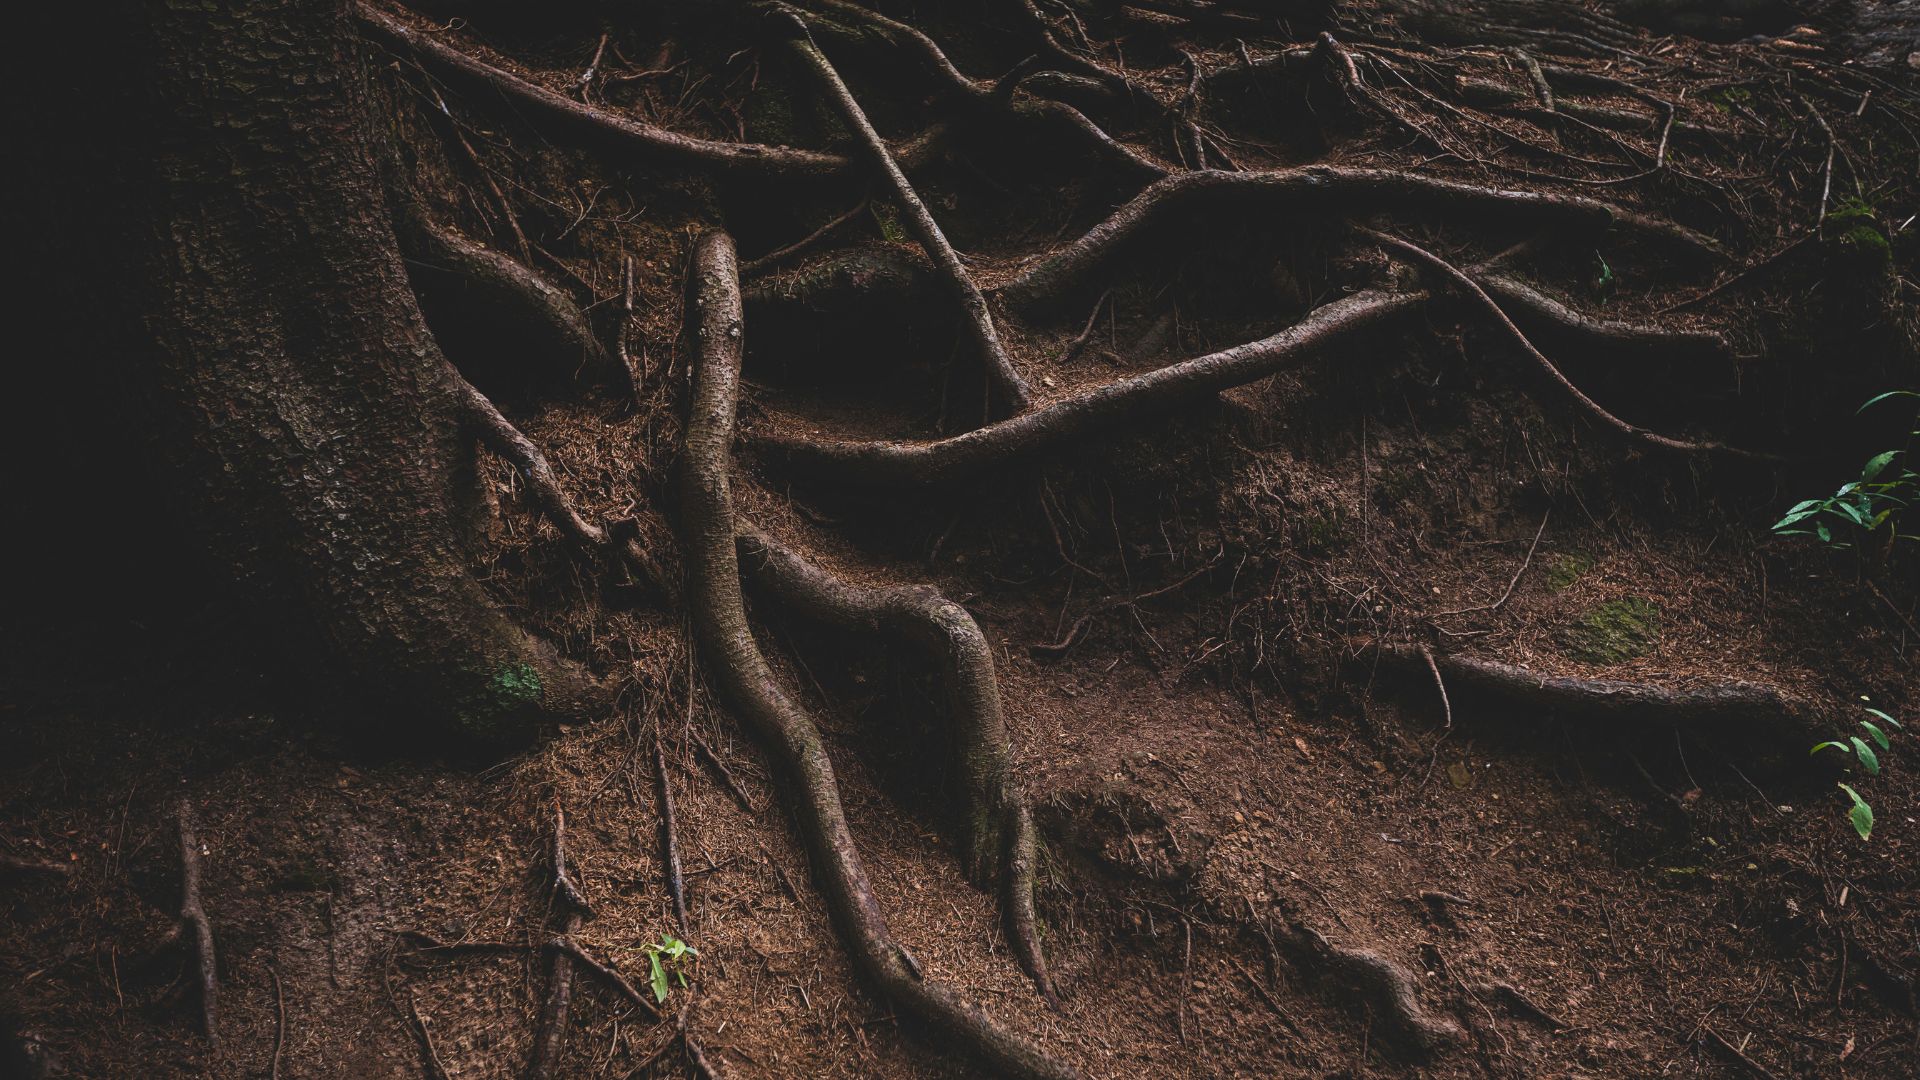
xmin=10 ymin=0 xmax=598 ymax=744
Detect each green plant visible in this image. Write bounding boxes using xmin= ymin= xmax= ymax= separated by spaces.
xmin=1811 ymin=703 xmax=1901 ymax=840
xmin=1774 ymin=392 xmax=1920 ymax=550
xmin=641 ymin=934 xmax=699 ymax=1003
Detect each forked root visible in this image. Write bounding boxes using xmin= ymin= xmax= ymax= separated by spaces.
xmin=155 ymin=798 xmax=218 ymax=1046
xmin=396 ymin=215 xmax=623 ymax=391
xmin=735 ymin=525 xmax=1057 ymax=1005
xmin=677 ymin=230 xmax=1078 ymax=1079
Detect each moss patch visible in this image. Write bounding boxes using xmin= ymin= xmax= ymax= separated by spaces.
xmin=1545 ymin=551 xmax=1596 ymax=591
xmin=1562 ymin=597 xmax=1661 ymax=664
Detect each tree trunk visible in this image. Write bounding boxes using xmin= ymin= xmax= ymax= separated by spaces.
xmin=10 ymin=0 xmax=597 ymax=745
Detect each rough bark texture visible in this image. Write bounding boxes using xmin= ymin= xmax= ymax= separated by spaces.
xmin=14 ymin=0 xmax=596 ymax=744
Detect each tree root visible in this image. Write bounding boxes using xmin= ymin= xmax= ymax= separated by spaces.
xmin=677 ymin=230 xmax=1078 ymax=1080
xmin=395 ymin=213 xmax=620 ymax=389
xmin=778 ymin=12 xmax=1032 ymax=415
xmin=1380 ymin=647 xmax=1819 ymax=728
xmin=1480 ymin=274 xmax=1733 ymax=363
xmin=735 ymin=525 xmax=1057 ymax=1005
xmin=453 ymin=376 xmax=671 ymax=595
xmin=755 ymin=287 xmax=1424 ymax=488
xmin=455 ymin=378 xmax=609 ymax=547
xmin=801 ymin=0 xmax=1166 ymax=178
xmin=1360 ymin=228 xmax=1762 ymax=458
xmin=1297 ymin=927 xmax=1466 ymax=1055
xmin=999 ymin=166 xmax=1719 ymax=312
xmin=529 ymin=805 xmax=591 ymax=1080
xmin=356 ymin=5 xmax=855 ymax=180
xmin=155 ymin=797 xmax=218 ymax=1046
xmin=653 ymin=736 xmax=692 ymax=936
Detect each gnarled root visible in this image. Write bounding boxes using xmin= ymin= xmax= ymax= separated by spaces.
xmin=155 ymin=798 xmax=218 ymax=1046
xmin=755 ymin=287 xmax=1423 ymax=487
xmin=677 ymin=230 xmax=1078 ymax=1079
xmin=735 ymin=525 xmax=1057 ymax=1005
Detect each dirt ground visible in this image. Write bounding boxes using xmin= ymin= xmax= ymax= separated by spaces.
xmin=6 ymin=2 xmax=1920 ymax=1078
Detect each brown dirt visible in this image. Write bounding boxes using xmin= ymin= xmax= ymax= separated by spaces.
xmin=6 ymin=2 xmax=1920 ymax=1078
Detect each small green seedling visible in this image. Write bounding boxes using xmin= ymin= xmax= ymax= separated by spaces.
xmin=1774 ymin=391 xmax=1920 ymax=552
xmin=1811 ymin=704 xmax=1901 ymax=840
xmin=642 ymin=934 xmax=699 ymax=1004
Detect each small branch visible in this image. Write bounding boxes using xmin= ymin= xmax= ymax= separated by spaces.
xmin=1359 ymin=228 xmax=1763 ymax=459
xmin=740 ymin=200 xmax=870 ymax=277
xmin=269 ymin=964 xmax=286 ymax=1080
xmin=1428 ymin=511 xmax=1549 ymax=619
xmin=654 ymin=736 xmax=691 ymax=937
xmin=406 ymin=992 xmax=453 ymax=1080
xmin=779 ymin=13 xmax=1031 ymax=416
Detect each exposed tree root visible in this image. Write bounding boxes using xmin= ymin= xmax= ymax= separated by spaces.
xmin=756 ymin=288 xmax=1424 ymax=487
xmin=778 ymin=13 xmax=1033 ymax=415
xmin=454 ymin=379 xmax=609 ymax=548
xmin=801 ymin=0 xmax=1167 ymax=178
xmin=677 ymin=230 xmax=1078 ymax=1079
xmin=155 ymin=797 xmax=218 ymax=1047
xmin=1480 ymin=274 xmax=1733 ymax=362
xmin=999 ymin=166 xmax=1720 ymax=312
xmin=735 ymin=525 xmax=1056 ymax=1005
xmin=1381 ymin=647 xmax=1819 ymax=728
xmin=395 ymin=213 xmax=620 ymax=389
xmin=1360 ymin=228 xmax=1762 ymax=458
xmin=740 ymin=200 xmax=870 ymax=277
xmin=0 ymin=856 xmax=68 ymax=879
xmin=653 ymin=736 xmax=692 ymax=936
xmin=1298 ymin=927 xmax=1466 ymax=1054
xmin=356 ymin=5 xmax=858 ymax=180
xmin=453 ymin=376 xmax=670 ymax=594
xmin=528 ymin=805 xmax=591 ymax=1080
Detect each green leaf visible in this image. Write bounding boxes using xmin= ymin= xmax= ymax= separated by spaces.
xmin=1849 ymin=737 xmax=1881 ymax=774
xmin=1863 ymin=451 xmax=1900 ymax=481
xmin=1859 ymin=720 xmax=1892 ymax=750
xmin=1816 ymin=522 xmax=1832 ymax=543
xmin=1864 ymin=707 xmax=1902 ymax=728
xmin=649 ymin=952 xmax=670 ymax=1003
xmin=1839 ymin=784 xmax=1874 ymax=840
xmin=1811 ymin=740 xmax=1852 ymax=758
xmin=1859 ymin=390 xmax=1918 ymax=413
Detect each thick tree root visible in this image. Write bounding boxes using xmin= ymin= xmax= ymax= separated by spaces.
xmin=677 ymin=230 xmax=1078 ymax=1080
xmin=756 ymin=287 xmax=1424 ymax=487
xmin=778 ymin=13 xmax=1033 ymax=415
xmin=395 ymin=214 xmax=620 ymax=389
xmin=999 ymin=166 xmax=1719 ymax=312
xmin=1381 ymin=647 xmax=1818 ymax=727
xmin=735 ymin=525 xmax=1057 ymax=1005
xmin=356 ymin=5 xmax=854 ymax=180
xmin=155 ymin=798 xmax=218 ymax=1047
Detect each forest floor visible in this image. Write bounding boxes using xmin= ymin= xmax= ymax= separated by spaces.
xmin=7 ymin=1 xmax=1920 ymax=1077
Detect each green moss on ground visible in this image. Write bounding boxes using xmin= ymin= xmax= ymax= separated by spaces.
xmin=1562 ymin=596 xmax=1661 ymax=664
